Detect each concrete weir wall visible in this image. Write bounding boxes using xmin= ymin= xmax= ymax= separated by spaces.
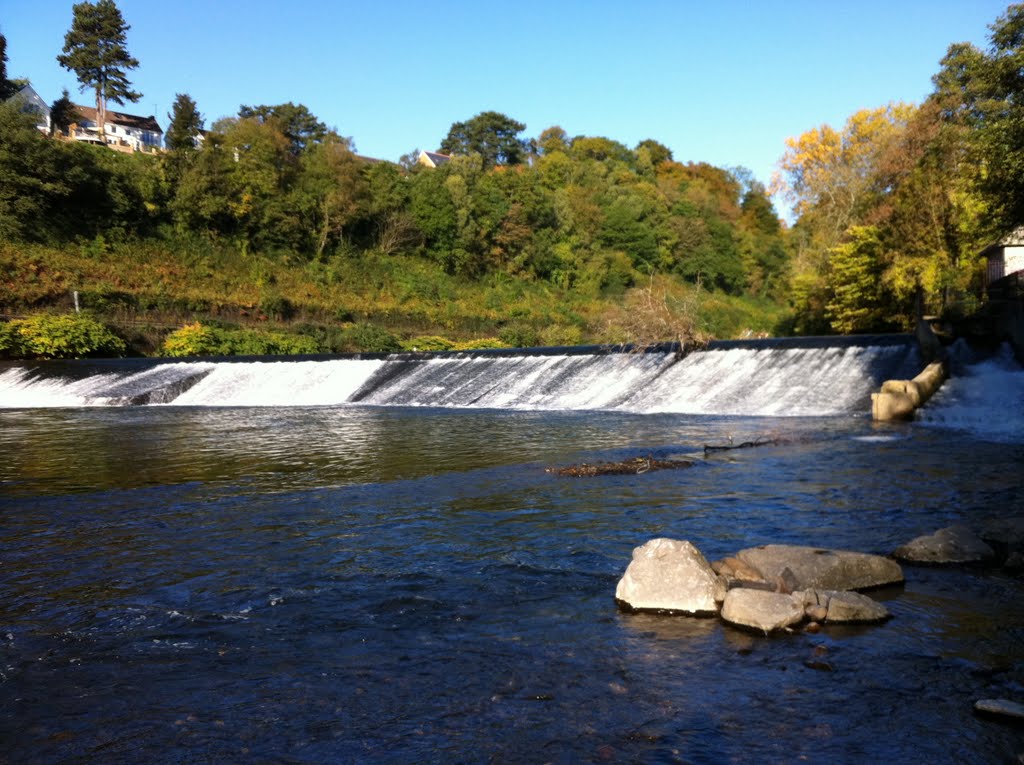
xmin=871 ymin=319 xmax=947 ymax=421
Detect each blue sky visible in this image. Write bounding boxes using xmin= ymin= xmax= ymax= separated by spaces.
xmin=2 ymin=1 xmax=1012 ymax=206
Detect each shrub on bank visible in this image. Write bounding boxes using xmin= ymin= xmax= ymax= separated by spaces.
xmin=161 ymin=322 xmax=319 ymax=357
xmin=401 ymin=335 xmax=455 ymax=352
xmin=0 ymin=314 xmax=127 ymax=359
xmin=340 ymin=323 xmax=403 ymax=353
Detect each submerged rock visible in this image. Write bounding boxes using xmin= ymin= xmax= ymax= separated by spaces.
xmin=894 ymin=525 xmax=995 ymax=564
xmin=821 ymin=590 xmax=890 ymax=623
xmin=734 ymin=544 xmax=904 ymax=591
xmin=795 ymin=588 xmax=889 ymax=623
xmin=615 ymin=538 xmax=721 ymax=615
xmin=981 ymin=517 xmax=1024 ymax=552
xmin=975 ymin=698 xmax=1024 ymax=720
xmin=547 ymin=456 xmax=693 ymax=477
xmin=720 ymin=589 xmax=804 ymax=633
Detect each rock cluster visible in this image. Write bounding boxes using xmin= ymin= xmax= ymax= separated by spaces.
xmin=616 ymin=538 xmax=900 ymax=634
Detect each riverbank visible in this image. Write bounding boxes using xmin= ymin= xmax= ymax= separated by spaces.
xmin=0 ymin=241 xmax=790 ymax=358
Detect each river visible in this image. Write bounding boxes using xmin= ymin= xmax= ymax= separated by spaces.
xmin=1 ymin=342 xmax=1022 ymax=762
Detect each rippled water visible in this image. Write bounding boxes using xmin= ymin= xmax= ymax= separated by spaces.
xmin=2 ymin=406 xmax=1023 ymax=763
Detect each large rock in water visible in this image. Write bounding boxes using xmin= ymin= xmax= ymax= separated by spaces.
xmin=894 ymin=525 xmax=995 ymax=564
xmin=615 ymin=538 xmax=721 ymax=615
xmin=735 ymin=545 xmax=903 ymax=591
xmin=720 ymin=589 xmax=804 ymax=633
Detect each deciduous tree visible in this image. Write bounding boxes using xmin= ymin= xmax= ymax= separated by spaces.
xmin=239 ymin=102 xmax=329 ymax=155
xmin=774 ymin=103 xmax=914 ymax=246
xmin=932 ymin=4 xmax=1024 ymax=234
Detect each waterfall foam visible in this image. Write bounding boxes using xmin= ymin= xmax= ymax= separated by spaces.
xmin=0 ymin=337 xmax=922 ymax=416
xmin=917 ymin=343 xmax=1024 ymax=442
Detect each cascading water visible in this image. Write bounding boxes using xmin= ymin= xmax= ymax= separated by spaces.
xmin=916 ymin=341 xmax=1024 ymax=442
xmin=0 ymin=336 xmax=922 ymax=416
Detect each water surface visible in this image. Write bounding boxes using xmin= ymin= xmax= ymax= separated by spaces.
xmin=2 ymin=406 xmax=1023 ymax=763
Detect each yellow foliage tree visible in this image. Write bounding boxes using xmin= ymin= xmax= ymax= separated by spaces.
xmin=774 ymin=103 xmax=916 ymax=248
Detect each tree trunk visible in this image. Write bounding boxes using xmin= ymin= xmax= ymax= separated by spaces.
xmin=95 ymin=87 xmax=106 ymax=143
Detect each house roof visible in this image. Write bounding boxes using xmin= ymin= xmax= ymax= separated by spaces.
xmin=419 ymin=150 xmax=451 ymax=167
xmin=73 ymin=104 xmax=162 ymax=134
xmin=15 ymin=84 xmax=50 ymax=116
xmin=982 ymin=226 xmax=1024 ymax=258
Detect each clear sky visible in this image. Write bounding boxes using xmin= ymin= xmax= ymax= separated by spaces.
xmin=2 ymin=0 xmax=1013 ymax=200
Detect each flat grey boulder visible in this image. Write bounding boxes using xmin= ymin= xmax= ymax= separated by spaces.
xmin=720 ymin=589 xmax=804 ymax=633
xmin=735 ymin=544 xmax=904 ymax=591
xmin=615 ymin=538 xmax=721 ymax=614
xmin=894 ymin=525 xmax=995 ymax=564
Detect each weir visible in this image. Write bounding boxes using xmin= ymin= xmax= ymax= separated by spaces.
xmin=0 ymin=335 xmax=922 ymax=416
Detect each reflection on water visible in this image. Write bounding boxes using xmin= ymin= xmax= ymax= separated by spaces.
xmin=1 ymin=407 xmax=1023 ymax=763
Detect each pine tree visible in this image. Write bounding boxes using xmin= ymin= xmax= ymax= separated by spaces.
xmin=56 ymin=0 xmax=140 ymax=142
xmin=165 ymin=93 xmax=203 ymax=152
xmin=49 ymin=88 xmax=80 ymax=137
xmin=0 ymin=32 xmax=18 ymax=100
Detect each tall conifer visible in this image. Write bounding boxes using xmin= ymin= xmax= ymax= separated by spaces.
xmin=57 ymin=0 xmax=140 ymax=141
xmin=165 ymin=93 xmax=203 ymax=152
xmin=0 ymin=33 xmax=18 ymax=100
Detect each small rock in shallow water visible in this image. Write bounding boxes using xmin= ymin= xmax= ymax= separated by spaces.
xmin=975 ymin=698 xmax=1024 ymax=720
xmin=721 ymin=589 xmax=804 ymax=634
xmin=805 ymin=605 xmax=828 ymax=623
xmin=803 ymin=658 xmax=834 ymax=672
xmin=824 ymin=590 xmax=890 ymax=624
xmin=894 ymin=525 xmax=995 ymax=564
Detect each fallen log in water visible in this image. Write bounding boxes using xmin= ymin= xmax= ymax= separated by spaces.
xmin=546 ymin=455 xmax=693 ymax=477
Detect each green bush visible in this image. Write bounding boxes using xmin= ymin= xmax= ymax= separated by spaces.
xmin=401 ymin=335 xmax=455 ymax=352
xmin=498 ymin=323 xmax=540 ymax=348
xmin=228 ymin=330 xmax=319 ymax=356
xmin=1 ymin=313 xmax=127 ymax=359
xmin=161 ymin=322 xmax=320 ymax=357
xmin=453 ymin=337 xmax=507 ymax=350
xmin=161 ymin=322 xmax=231 ymax=357
xmin=342 ymin=323 xmax=402 ymax=353
xmin=0 ymin=322 xmax=18 ymax=358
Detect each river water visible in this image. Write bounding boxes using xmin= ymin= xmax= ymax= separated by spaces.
xmin=2 ymin=343 xmax=1024 ymax=763
xmin=1 ymin=402 xmax=1023 ymax=763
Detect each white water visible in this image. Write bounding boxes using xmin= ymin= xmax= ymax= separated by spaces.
xmin=917 ymin=344 xmax=1024 ymax=442
xmin=0 ymin=343 xmax=919 ymax=416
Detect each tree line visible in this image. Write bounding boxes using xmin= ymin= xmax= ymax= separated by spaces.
xmin=774 ymin=4 xmax=1024 ymax=334
xmin=0 ymin=0 xmax=790 ymax=308
xmin=3 ymin=1 xmax=1024 ymax=340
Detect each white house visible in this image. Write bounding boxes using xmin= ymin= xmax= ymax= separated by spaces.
xmin=8 ymin=84 xmax=51 ymax=134
xmin=417 ymin=150 xmax=451 ymax=168
xmin=71 ymin=104 xmax=163 ymax=152
xmin=983 ymin=228 xmax=1024 ymax=286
